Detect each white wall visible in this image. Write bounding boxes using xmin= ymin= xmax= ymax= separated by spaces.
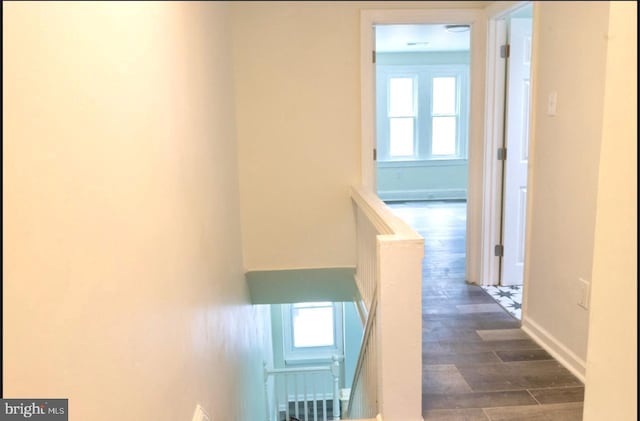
xmin=3 ymin=3 xmax=266 ymax=420
xmin=583 ymin=2 xmax=637 ymax=420
xmin=522 ymin=1 xmax=610 ymax=376
xmin=231 ymin=1 xmax=489 ymax=271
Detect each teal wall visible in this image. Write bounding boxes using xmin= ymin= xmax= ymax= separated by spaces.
xmin=343 ymin=302 xmax=364 ymax=388
xmin=248 ymin=267 xmax=364 ymax=406
xmin=377 ymin=160 xmax=468 ymax=201
xmin=247 ymin=268 xmax=358 ymax=304
xmin=376 ymin=51 xmax=469 ymax=202
xmin=376 ymin=50 xmax=469 ymax=65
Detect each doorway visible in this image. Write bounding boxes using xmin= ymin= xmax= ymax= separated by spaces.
xmin=360 ymin=7 xmax=486 ymax=285
xmin=360 ymin=5 xmax=534 ymax=318
xmin=481 ymin=2 xmax=533 ymax=320
xmin=500 ymin=4 xmax=533 ymax=287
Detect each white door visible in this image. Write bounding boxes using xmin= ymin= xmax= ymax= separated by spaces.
xmin=501 ymin=17 xmax=532 ymax=286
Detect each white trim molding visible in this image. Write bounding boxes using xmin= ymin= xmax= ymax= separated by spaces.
xmin=522 ymin=317 xmax=587 ymax=383
xmin=360 ymin=8 xmax=487 ymax=285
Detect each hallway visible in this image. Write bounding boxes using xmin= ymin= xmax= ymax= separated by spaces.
xmin=386 ymin=201 xmax=585 ymax=421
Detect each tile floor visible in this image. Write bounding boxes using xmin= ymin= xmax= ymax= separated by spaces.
xmin=482 ymin=286 xmax=523 ymax=320
xmin=386 ymin=200 xmax=584 ymax=421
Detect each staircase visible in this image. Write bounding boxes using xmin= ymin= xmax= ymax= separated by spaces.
xmin=264 ymin=186 xmax=423 ymax=421
xmin=346 ymin=187 xmax=424 ymax=421
xmin=279 ymin=399 xmax=339 ymax=421
xmin=264 ymin=357 xmax=342 ymax=421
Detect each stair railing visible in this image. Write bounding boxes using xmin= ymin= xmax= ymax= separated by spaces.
xmin=264 ymin=356 xmax=342 ymax=421
xmin=347 ymin=186 xmax=424 ymax=421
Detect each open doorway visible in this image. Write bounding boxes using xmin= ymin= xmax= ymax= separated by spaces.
xmin=360 ymin=8 xmax=486 ymax=286
xmin=481 ymin=3 xmax=533 ymax=320
xmin=374 ymin=23 xmax=471 ymax=289
xmin=365 ymin=8 xmax=534 ymax=320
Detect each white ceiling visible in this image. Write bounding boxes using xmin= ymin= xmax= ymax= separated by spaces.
xmin=375 ymin=24 xmax=470 ymax=53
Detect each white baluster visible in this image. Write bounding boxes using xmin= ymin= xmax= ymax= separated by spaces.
xmin=263 ymin=363 xmax=270 ymax=421
xmin=331 ymin=356 xmax=340 ymax=420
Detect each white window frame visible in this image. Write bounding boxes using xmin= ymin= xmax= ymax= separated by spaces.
xmin=282 ymin=302 xmax=344 ymax=364
xmin=376 ymin=64 xmax=470 ymax=162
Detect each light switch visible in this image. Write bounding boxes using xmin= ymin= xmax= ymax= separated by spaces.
xmin=577 ymin=277 xmax=590 ymax=310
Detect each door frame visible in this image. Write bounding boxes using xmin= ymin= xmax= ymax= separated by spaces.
xmin=480 ymin=1 xmax=534 ymax=288
xmin=360 ymin=7 xmax=486 ymax=285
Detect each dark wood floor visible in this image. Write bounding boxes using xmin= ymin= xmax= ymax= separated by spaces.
xmin=387 ymin=201 xmax=585 ymax=421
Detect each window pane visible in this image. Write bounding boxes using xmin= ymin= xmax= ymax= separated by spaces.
xmin=432 ymin=116 xmax=456 ymax=155
xmin=389 ymin=77 xmax=414 ymax=116
xmin=389 ymin=117 xmax=415 ymax=157
xmin=432 ymin=77 xmax=456 ymax=115
xmin=292 ymin=306 xmax=334 ymax=348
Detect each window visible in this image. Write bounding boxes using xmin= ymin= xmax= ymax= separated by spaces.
xmin=282 ymin=302 xmax=343 ymax=363
xmin=431 ymin=76 xmax=458 ymax=156
xmin=388 ymin=77 xmax=417 ymax=158
xmin=377 ymin=65 xmax=469 ymax=162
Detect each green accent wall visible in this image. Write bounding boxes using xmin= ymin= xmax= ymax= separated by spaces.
xmin=377 ymin=161 xmax=468 ymax=201
xmin=376 ymin=51 xmax=470 ymax=201
xmin=247 ymin=268 xmax=358 ymax=304
xmin=343 ymin=302 xmax=364 ymax=388
xmin=249 ymin=268 xmax=364 ymax=397
xmin=377 ymin=51 xmax=469 ymax=65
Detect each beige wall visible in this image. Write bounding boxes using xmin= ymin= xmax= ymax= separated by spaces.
xmin=583 ymin=2 xmax=637 ymax=420
xmin=3 ymin=2 xmax=265 ymax=420
xmin=231 ymin=1 xmax=488 ymax=270
xmin=523 ymin=1 xmax=610 ymax=370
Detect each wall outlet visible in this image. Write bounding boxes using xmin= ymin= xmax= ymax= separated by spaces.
xmin=577 ymin=277 xmax=590 ymax=310
xmin=192 ymin=404 xmax=210 ymax=421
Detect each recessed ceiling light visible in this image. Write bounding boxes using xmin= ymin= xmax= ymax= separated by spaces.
xmin=445 ymin=24 xmax=470 ymax=33
xmin=406 ymin=41 xmax=430 ymax=46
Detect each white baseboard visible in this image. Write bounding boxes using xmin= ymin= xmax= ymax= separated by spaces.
xmin=521 ymin=317 xmax=586 ymax=383
xmin=377 ymin=188 xmax=467 ymax=202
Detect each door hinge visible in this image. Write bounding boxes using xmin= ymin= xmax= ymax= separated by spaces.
xmin=500 ymin=44 xmax=510 ymax=59
xmin=372 ymin=50 xmax=376 ymax=63
xmin=495 ymin=244 xmax=504 ymax=257
xmin=373 ymin=148 xmax=377 ymax=161
xmin=497 ymin=147 xmax=507 ymax=161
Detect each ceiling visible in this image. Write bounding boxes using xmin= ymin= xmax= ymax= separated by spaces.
xmin=375 ymin=24 xmax=470 ymax=53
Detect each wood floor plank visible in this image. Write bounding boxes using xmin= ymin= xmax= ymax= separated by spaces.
xmin=476 ymin=329 xmax=530 ymax=342
xmin=423 ymin=364 xmax=474 ymax=394
xmin=528 ymin=387 xmax=585 ymax=404
xmin=423 ymin=339 xmax=543 ymax=355
xmin=456 ymin=360 xmax=583 ymax=392
xmin=456 ymin=303 xmax=506 ymax=313
xmin=483 ymin=402 xmax=584 ymax=420
xmin=387 ymin=201 xmax=584 ymax=419
xmin=495 ymin=349 xmax=553 ymax=362
xmin=423 ymin=390 xmax=538 ymax=410
xmin=423 ymin=351 xmax=502 ymax=366
xmin=423 ymin=408 xmax=490 ymax=420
